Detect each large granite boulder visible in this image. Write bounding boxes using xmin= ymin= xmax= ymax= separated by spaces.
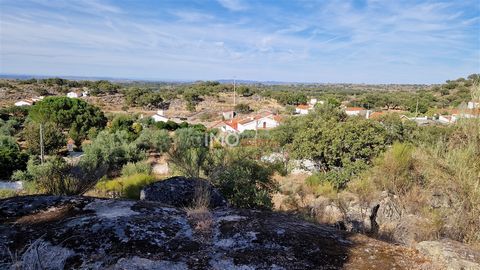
xmin=416 ymin=240 xmax=480 ymax=270
xmin=0 ymin=195 xmax=438 ymax=269
xmin=140 ymin=176 xmax=227 ymax=208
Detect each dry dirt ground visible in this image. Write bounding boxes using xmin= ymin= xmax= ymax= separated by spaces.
xmin=0 ymin=82 xmax=284 ymax=127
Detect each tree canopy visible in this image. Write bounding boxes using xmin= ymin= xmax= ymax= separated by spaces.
xmin=29 ymin=97 xmax=107 ymax=143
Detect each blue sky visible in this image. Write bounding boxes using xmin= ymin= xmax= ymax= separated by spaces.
xmin=0 ymin=0 xmax=479 ymax=83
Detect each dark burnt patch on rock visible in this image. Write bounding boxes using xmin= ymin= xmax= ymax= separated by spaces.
xmin=140 ymin=176 xmax=228 ymax=208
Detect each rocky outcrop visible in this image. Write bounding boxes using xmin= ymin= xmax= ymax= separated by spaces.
xmin=0 ymin=195 xmax=438 ymax=269
xmin=140 ymin=176 xmax=227 ymax=208
xmin=417 ymin=240 xmax=480 ymax=270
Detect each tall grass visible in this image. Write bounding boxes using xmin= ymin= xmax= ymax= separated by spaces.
xmin=95 ymin=173 xmax=155 ymax=199
xmin=348 ymin=118 xmax=480 ymax=245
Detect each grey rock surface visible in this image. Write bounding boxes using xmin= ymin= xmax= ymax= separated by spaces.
xmin=0 ymin=195 xmax=439 ymax=269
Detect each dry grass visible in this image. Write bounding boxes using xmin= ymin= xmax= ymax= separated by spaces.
xmin=184 ymin=182 xmax=214 ymax=239
xmin=185 ymin=206 xmax=214 ymax=234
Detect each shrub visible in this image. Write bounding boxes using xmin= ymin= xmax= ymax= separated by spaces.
xmin=0 ymin=135 xmax=28 ymax=179
xmin=0 ymin=189 xmax=17 ymax=199
xmin=371 ymin=142 xmax=418 ymax=195
xmin=121 ymin=161 xmax=152 ymax=176
xmin=234 ymin=103 xmax=251 ymax=114
xmin=13 ymin=156 xmax=104 ymax=195
xmin=168 ymin=128 xmax=208 ymax=178
xmin=135 ymin=128 xmax=171 ymax=153
xmin=95 ymin=173 xmax=155 ymax=199
xmin=305 ymin=174 xmax=322 ymax=187
xmin=210 ymin=156 xmax=277 ymax=209
xmin=80 ymin=130 xmax=146 ymax=176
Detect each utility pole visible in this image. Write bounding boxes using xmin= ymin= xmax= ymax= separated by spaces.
xmin=39 ymin=123 xmax=44 ymax=164
xmin=415 ymin=98 xmax=419 ymax=117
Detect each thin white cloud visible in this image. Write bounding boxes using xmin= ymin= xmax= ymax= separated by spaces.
xmin=0 ymin=0 xmax=478 ymax=83
xmin=170 ymin=10 xmax=214 ymax=22
xmin=216 ymin=0 xmax=248 ymax=11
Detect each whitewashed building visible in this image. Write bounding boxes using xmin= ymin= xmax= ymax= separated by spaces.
xmin=14 ymin=101 xmax=31 ymax=106
xmin=151 ymin=110 xmax=169 ymax=123
xmin=67 ymin=92 xmax=79 ymax=98
xmin=220 ymin=112 xmax=281 ymax=133
xmin=467 ymin=101 xmax=479 ymax=109
xmin=295 ymin=104 xmax=312 ymax=115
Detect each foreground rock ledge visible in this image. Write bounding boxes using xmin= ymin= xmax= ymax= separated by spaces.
xmin=0 ymin=196 xmax=437 ymax=269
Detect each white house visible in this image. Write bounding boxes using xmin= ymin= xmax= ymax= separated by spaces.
xmin=295 ymin=104 xmax=312 ymax=115
xmin=221 ymin=120 xmax=239 ymax=133
xmin=31 ymin=96 xmax=44 ymax=102
xmin=67 ymin=92 xmax=79 ymax=98
xmin=344 ymin=107 xmax=364 ymax=116
xmin=151 ymin=110 xmax=169 ymax=123
xmin=14 ymin=101 xmax=31 ymax=106
xmin=438 ymin=115 xmax=457 ymax=124
xmin=309 ymin=98 xmax=318 ymax=105
xmin=222 ymin=110 xmax=236 ymax=120
xmin=344 ymin=107 xmax=372 ymax=118
xmin=467 ymin=101 xmax=479 ymax=109
xmin=220 ymin=112 xmax=281 ymax=133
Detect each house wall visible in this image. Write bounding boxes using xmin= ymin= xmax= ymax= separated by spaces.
xmin=221 ymin=124 xmax=238 ymax=133
xmin=151 ymin=114 xmax=169 ymax=122
xmin=296 ymin=108 xmax=309 ymax=115
xmin=257 ymin=117 xmax=279 ymax=129
xmin=238 ymin=121 xmax=257 ymax=132
xmin=345 ymin=110 xmax=361 ymax=116
xmin=67 ymin=92 xmax=78 ymax=98
xmin=438 ymin=115 xmax=453 ymax=124
xmin=237 ymin=117 xmax=279 ymax=132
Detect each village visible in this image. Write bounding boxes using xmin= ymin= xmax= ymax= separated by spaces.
xmin=12 ymin=84 xmax=480 ymax=136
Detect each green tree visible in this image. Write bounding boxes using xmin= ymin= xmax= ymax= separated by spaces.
xmin=237 ymin=85 xmax=254 ymax=97
xmin=23 ymin=121 xmax=66 ymax=155
xmin=376 ymin=113 xmax=417 ymax=144
xmin=234 ymin=103 xmax=251 ymax=114
xmin=210 ymin=153 xmax=277 ymax=209
xmin=80 ymin=130 xmax=146 ymax=176
xmin=109 ymin=114 xmax=141 ymax=141
xmin=168 ymin=128 xmax=208 ymax=178
xmin=288 ymin=109 xmax=388 ymax=188
xmin=0 ymin=135 xmax=28 ymax=179
xmin=135 ymin=128 xmax=171 ymax=153
xmin=29 ymin=97 xmax=106 ymax=143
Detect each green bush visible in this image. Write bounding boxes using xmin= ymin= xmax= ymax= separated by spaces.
xmin=0 ymin=135 xmax=28 ymax=179
xmin=95 ymin=173 xmax=155 ymax=199
xmin=121 ymin=161 xmax=152 ymax=176
xmin=13 ymin=156 xmax=103 ymax=195
xmin=168 ymin=128 xmax=209 ymax=178
xmin=135 ymin=128 xmax=170 ymax=153
xmin=305 ymin=174 xmax=323 ymax=187
xmin=0 ymin=189 xmax=17 ymax=199
xmin=80 ymin=130 xmax=146 ymax=176
xmin=210 ymin=157 xmax=277 ymax=209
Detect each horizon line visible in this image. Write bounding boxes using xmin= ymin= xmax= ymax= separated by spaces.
xmin=0 ymin=73 xmax=443 ymax=86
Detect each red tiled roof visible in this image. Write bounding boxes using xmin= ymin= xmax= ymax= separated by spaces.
xmin=296 ymin=104 xmax=311 ymax=110
xmin=369 ymin=112 xmax=384 ymax=119
xmin=225 ymin=119 xmax=239 ymax=130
